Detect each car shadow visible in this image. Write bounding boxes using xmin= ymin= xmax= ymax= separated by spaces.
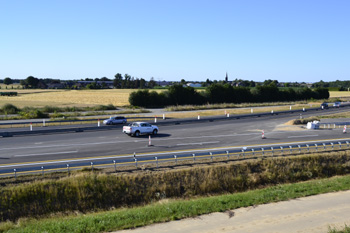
xmin=136 ymin=133 xmax=171 ymax=138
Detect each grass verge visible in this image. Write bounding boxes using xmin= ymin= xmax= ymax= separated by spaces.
xmin=1 ymin=174 xmax=350 ymax=233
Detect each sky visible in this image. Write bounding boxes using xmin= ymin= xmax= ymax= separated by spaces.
xmin=0 ymin=0 xmax=349 ymax=83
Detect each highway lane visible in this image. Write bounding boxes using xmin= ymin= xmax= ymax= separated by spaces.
xmin=1 ymin=109 xmax=350 ymax=168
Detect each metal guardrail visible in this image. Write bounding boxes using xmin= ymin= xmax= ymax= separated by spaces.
xmin=2 ymin=139 xmax=350 ymax=178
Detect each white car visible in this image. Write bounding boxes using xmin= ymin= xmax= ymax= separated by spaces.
xmin=123 ymin=122 xmax=158 ymax=137
xmin=333 ymin=102 xmax=341 ymax=108
xmin=103 ymin=116 xmax=127 ymax=125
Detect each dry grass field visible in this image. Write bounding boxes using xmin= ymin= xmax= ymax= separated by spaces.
xmin=0 ymin=89 xmax=152 ymax=108
xmin=0 ymin=88 xmax=346 ymax=109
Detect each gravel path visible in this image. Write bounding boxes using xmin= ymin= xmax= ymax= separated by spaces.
xmin=116 ymin=190 xmax=350 ymax=233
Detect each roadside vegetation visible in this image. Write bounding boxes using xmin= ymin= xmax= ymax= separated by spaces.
xmin=0 ymin=104 xmax=150 ymax=120
xmin=2 ymin=150 xmax=350 ymax=232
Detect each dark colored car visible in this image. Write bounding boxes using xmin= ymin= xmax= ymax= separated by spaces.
xmin=320 ymin=102 xmax=328 ymax=109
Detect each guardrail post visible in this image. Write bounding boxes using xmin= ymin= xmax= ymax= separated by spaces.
xmin=251 ymin=148 xmax=255 ymax=156
xmin=41 ymin=166 xmax=44 ymax=176
xmin=113 ymin=160 xmax=116 ymax=172
xmin=338 ymin=142 xmax=342 ymax=149
xmin=155 ymin=157 xmax=158 ymax=168
xmin=271 ymin=147 xmax=274 ymax=156
xmin=280 ymin=146 xmax=283 ymax=156
xmin=67 ymin=164 xmax=70 ymax=174
xmin=289 ymin=146 xmax=292 ymax=154
xmin=14 ymin=169 xmax=16 ymax=179
xmin=347 ymin=141 xmax=349 ymax=148
xmin=210 ymin=152 xmax=213 ymax=162
xmin=298 ymin=145 xmax=301 ymax=153
xmin=331 ymin=143 xmax=334 ymax=150
xmin=261 ymin=148 xmax=264 ymax=156
xmin=323 ymin=143 xmax=326 ymax=150
xmin=315 ymin=144 xmax=318 ymax=152
xmin=192 ymin=153 xmax=196 ymax=163
xmin=91 ymin=162 xmax=94 ymax=171
xmin=134 ymin=158 xmax=138 ymax=168
xmin=174 ymin=155 xmax=177 ymax=165
xmin=226 ymin=151 xmax=229 ymax=160
xmin=306 ymin=144 xmax=310 ymax=152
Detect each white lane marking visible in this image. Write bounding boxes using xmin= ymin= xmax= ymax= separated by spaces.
xmin=14 ymin=151 xmax=78 ymax=158
xmin=2 ymin=138 xmax=350 ymax=168
xmin=177 ymin=141 xmax=220 ymax=146
xmin=288 ymin=135 xmax=318 ymax=138
xmin=35 ymin=142 xmax=43 ymax=145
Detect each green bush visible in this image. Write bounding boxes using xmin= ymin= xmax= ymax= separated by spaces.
xmin=1 ymin=103 xmax=19 ymax=114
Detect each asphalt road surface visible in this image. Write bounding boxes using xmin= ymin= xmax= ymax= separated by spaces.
xmin=1 ymin=109 xmax=349 ymax=168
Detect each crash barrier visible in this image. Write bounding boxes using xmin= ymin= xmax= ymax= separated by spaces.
xmin=2 ymin=139 xmax=350 ymax=178
xmin=1 ymin=103 xmax=350 ymax=137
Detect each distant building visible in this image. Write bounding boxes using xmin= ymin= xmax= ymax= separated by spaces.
xmin=187 ymin=83 xmax=202 ymax=88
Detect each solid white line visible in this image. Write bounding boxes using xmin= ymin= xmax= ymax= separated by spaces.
xmin=14 ymin=151 xmax=78 ymax=158
xmin=177 ymin=141 xmax=220 ymax=146
xmin=288 ymin=135 xmax=318 ymax=138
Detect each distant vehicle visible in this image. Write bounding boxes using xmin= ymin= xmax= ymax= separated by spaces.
xmin=320 ymin=102 xmax=328 ymax=109
xmin=123 ymin=122 xmax=158 ymax=137
xmin=333 ymin=102 xmax=341 ymax=108
xmin=103 ymin=116 xmax=127 ymax=125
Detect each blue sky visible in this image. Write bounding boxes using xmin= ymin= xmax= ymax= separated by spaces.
xmin=1 ymin=0 xmax=349 ymax=82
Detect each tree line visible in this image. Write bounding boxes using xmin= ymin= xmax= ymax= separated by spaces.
xmin=129 ymin=83 xmax=330 ymax=107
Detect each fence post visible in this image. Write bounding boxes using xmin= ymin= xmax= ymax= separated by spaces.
xmin=314 ymin=144 xmax=318 ymax=152
xmin=134 ymin=158 xmax=138 ymax=168
xmin=306 ymin=144 xmax=310 ymax=153
xmin=14 ymin=169 xmax=16 ymax=179
xmin=174 ymin=155 xmax=177 ymax=165
xmin=289 ymin=146 xmax=292 ymax=154
xmin=338 ymin=142 xmax=342 ymax=149
xmin=155 ymin=157 xmax=158 ymax=168
xmin=323 ymin=143 xmax=326 ymax=150
xmin=210 ymin=152 xmax=213 ymax=162
xmin=298 ymin=145 xmax=301 ymax=153
xmin=193 ymin=153 xmax=196 ymax=163
xmin=113 ymin=160 xmax=116 ymax=172
xmin=261 ymin=148 xmax=264 ymax=156
xmin=226 ymin=151 xmax=229 ymax=160
xmin=347 ymin=141 xmax=350 ymax=148
xmin=280 ymin=146 xmax=283 ymax=156
xmin=331 ymin=143 xmax=334 ymax=150
xmin=252 ymin=148 xmax=255 ymax=156
xmin=271 ymin=147 xmax=274 ymax=156
xmin=91 ymin=162 xmax=94 ymax=171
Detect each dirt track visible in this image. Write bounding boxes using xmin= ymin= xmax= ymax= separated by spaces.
xmin=117 ymin=190 xmax=350 ymax=233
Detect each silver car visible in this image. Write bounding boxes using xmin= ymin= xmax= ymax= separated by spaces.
xmin=103 ymin=116 xmax=127 ymax=125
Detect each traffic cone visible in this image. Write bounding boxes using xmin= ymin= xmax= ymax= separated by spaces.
xmin=343 ymin=125 xmax=347 ymax=134
xmin=262 ymin=130 xmax=266 ymax=139
xmin=148 ymin=135 xmax=153 ymax=146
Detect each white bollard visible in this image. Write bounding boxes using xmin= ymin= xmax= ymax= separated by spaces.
xmin=271 ymin=110 xmax=274 ymax=114
xmin=290 ymin=106 xmax=292 ymax=110
xmin=225 ymin=110 xmax=227 ymax=116
xmin=198 ymin=114 xmax=200 ymax=120
xmin=30 ymin=123 xmax=33 ymax=131
xmin=251 ymin=108 xmax=253 ymax=114
xmin=303 ymin=108 xmax=305 ymax=112
xmin=227 ymin=113 xmax=230 ymax=117
xmin=163 ymin=114 xmax=165 ymax=120
xmin=43 ymin=119 xmax=46 ymax=127
xmin=154 ymin=116 xmax=157 ymax=123
xmin=98 ymin=119 xmax=100 ymax=127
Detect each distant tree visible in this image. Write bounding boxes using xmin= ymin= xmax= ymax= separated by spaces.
xmin=148 ymin=77 xmax=156 ymax=88
xmin=26 ymin=76 xmax=39 ymax=88
xmin=140 ymin=78 xmax=146 ymax=89
xmin=113 ymin=73 xmax=123 ymax=88
xmin=3 ymin=77 xmax=13 ymax=85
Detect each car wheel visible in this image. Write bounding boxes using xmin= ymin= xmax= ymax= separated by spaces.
xmin=134 ymin=131 xmax=140 ymax=137
xmin=152 ymin=129 xmax=158 ymax=135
